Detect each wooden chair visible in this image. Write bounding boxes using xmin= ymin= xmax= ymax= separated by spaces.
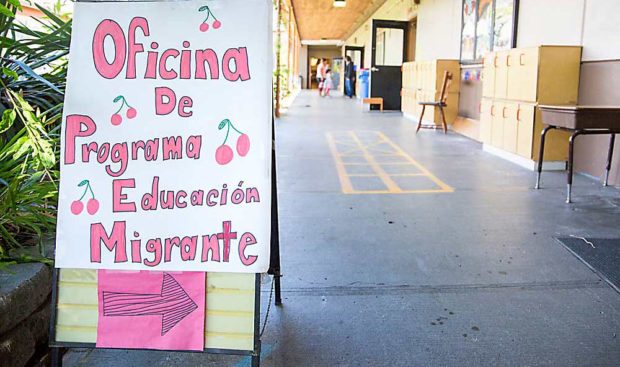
xmin=416 ymin=70 xmax=452 ymax=134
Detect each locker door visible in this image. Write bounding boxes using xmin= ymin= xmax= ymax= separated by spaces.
xmin=516 ymin=104 xmax=535 ymax=158
xmin=482 ymin=53 xmax=495 ymax=98
xmin=502 ymin=102 xmax=518 ymax=153
xmin=494 ymin=51 xmax=509 ymax=100
xmin=507 ymin=48 xmax=539 ymax=102
xmin=491 ymin=101 xmax=504 ymax=148
xmin=479 ymin=98 xmax=493 ymax=144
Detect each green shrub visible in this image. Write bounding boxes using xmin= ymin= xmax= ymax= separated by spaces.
xmin=0 ymin=0 xmax=70 ymax=262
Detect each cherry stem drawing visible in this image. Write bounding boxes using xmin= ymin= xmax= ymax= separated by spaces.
xmin=113 ymin=95 xmax=133 ymax=113
xmin=78 ymin=179 xmax=96 ymax=201
xmin=218 ymin=119 xmax=243 ymax=145
xmin=199 ymin=6 xmax=218 ymax=22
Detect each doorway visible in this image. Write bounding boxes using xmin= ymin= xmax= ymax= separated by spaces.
xmin=371 ymin=19 xmax=408 ymax=110
xmin=344 ymin=46 xmax=364 ymax=97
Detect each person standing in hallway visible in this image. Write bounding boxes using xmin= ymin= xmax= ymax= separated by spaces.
xmin=322 ymin=69 xmax=333 ymax=97
xmin=344 ymin=56 xmax=356 ymax=98
xmin=316 ymin=58 xmax=326 ymax=95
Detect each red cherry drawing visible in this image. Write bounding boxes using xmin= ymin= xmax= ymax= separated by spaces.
xmin=215 ymin=144 xmax=234 ymax=165
xmin=126 ymin=107 xmax=137 ymax=119
xmin=111 ymin=113 xmax=123 ymax=126
xmin=217 ymin=118 xmax=249 ymax=163
xmin=198 ymin=5 xmax=220 ymax=32
xmin=87 ymin=198 xmax=100 ymax=215
xmin=71 ymin=179 xmax=98 ymax=216
xmin=70 ymin=200 xmax=84 ymax=215
xmin=112 ymin=95 xmax=136 ymax=125
xmin=236 ymin=134 xmax=250 ymax=156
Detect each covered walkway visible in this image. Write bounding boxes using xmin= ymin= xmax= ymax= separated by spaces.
xmin=66 ymin=92 xmax=620 ymax=366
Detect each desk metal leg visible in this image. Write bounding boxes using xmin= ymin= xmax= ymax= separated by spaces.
xmin=536 ymin=126 xmax=555 ymax=189
xmin=567 ymin=131 xmax=582 ymax=203
xmin=604 ymin=133 xmax=616 ymax=186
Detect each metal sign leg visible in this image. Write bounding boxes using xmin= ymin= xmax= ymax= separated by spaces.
xmin=269 ymin=115 xmax=282 ymax=306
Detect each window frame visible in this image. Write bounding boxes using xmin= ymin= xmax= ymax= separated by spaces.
xmin=459 ymin=0 xmax=520 ymax=65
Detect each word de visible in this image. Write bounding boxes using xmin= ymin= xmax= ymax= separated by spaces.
xmin=155 ymin=87 xmax=193 ymax=117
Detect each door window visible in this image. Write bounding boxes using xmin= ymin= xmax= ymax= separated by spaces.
xmin=374 ymin=28 xmax=404 ymax=66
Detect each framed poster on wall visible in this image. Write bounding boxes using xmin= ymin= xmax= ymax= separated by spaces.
xmin=460 ymin=0 xmax=519 ymax=63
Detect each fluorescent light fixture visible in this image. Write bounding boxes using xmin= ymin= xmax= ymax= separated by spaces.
xmin=334 ymin=0 xmax=346 ymax=8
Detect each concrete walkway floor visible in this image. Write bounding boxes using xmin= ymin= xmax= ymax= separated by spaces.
xmin=65 ymin=91 xmax=620 ymax=366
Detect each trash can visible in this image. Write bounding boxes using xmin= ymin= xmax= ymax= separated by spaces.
xmin=358 ymin=69 xmax=370 ymax=99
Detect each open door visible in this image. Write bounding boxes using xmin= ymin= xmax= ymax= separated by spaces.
xmin=371 ymin=20 xmax=408 ymax=110
xmin=344 ymin=46 xmax=364 ymax=97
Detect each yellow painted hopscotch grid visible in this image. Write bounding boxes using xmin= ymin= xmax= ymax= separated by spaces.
xmin=326 ymin=130 xmax=454 ymax=194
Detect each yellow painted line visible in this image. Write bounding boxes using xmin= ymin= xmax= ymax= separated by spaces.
xmin=327 ymin=130 xmax=454 ymax=194
xmin=348 ymin=131 xmax=402 ymax=193
xmin=376 ymin=131 xmax=454 ymax=192
xmin=390 ymin=173 xmax=426 ymax=177
xmin=348 ymin=174 xmax=379 ymax=177
xmin=326 ymin=132 xmax=355 ymax=193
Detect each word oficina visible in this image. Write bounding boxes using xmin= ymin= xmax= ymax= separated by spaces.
xmin=92 ymin=17 xmax=250 ymax=81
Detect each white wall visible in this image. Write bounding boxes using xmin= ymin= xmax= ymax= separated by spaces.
xmin=299 ymin=45 xmax=308 ymax=88
xmin=516 ymin=0 xmax=585 ymax=48
xmin=517 ymin=0 xmax=620 ymax=61
xmin=581 ymin=0 xmax=620 ymax=61
xmin=414 ymin=0 xmax=462 ymax=60
xmin=345 ymin=0 xmax=416 ymax=67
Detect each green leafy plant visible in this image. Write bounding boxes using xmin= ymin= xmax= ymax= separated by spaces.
xmin=0 ymin=0 xmax=70 ymax=263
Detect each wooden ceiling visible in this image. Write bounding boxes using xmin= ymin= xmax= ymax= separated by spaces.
xmin=291 ymin=0 xmax=387 ymax=40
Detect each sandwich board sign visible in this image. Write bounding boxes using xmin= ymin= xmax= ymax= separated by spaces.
xmin=50 ymin=0 xmax=273 ymax=363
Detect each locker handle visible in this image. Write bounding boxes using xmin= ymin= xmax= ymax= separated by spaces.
xmin=494 ymin=56 xmax=498 ymax=67
xmin=478 ymin=102 xmax=482 ymax=113
xmin=519 ymin=53 xmax=526 ymax=66
xmin=491 ymin=105 xmax=496 ymax=116
xmin=502 ymin=107 xmax=508 ymax=118
xmin=516 ymin=108 xmax=521 ymax=122
xmin=506 ymin=55 xmax=511 ymax=67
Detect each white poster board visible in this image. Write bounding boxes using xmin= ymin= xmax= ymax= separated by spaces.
xmin=55 ymin=0 xmax=272 ymax=273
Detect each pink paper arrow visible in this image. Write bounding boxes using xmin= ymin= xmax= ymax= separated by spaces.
xmin=102 ymin=273 xmax=198 ymax=335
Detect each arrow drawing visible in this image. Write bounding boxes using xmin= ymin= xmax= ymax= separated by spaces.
xmin=102 ymin=273 xmax=198 ymax=335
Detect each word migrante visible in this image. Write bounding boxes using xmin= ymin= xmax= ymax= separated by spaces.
xmin=91 ymin=220 xmax=259 ymax=267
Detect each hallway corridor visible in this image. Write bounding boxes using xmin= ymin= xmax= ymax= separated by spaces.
xmin=66 ymin=91 xmax=620 ymax=366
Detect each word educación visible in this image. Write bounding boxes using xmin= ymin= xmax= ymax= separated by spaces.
xmin=68 ymin=16 xmax=261 ymax=269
